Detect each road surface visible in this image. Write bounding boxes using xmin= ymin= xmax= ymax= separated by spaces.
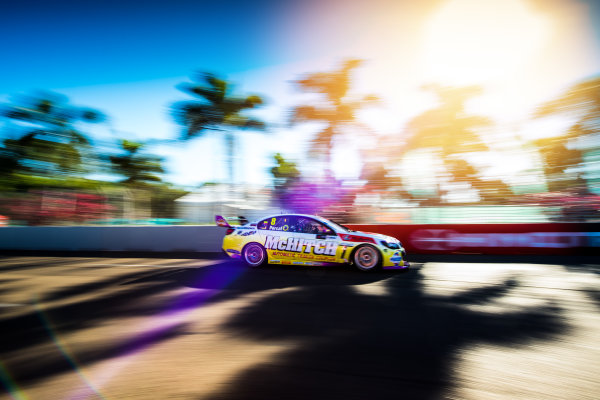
xmin=1 ymin=255 xmax=599 ymax=399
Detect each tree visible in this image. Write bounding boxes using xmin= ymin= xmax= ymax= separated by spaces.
xmin=291 ymin=59 xmax=378 ymax=172
xmin=406 ymin=84 xmax=489 ymax=156
xmin=360 ymin=161 xmax=413 ymax=200
xmin=3 ymin=134 xmax=86 ymax=176
xmin=270 ymin=153 xmax=301 ymax=202
xmin=172 ymin=72 xmax=266 ymax=184
xmin=109 ymin=139 xmax=167 ymax=222
xmin=404 ymin=84 xmax=509 ymax=202
xmin=533 ymin=77 xmax=600 ymax=192
xmin=536 ymin=77 xmax=600 ymax=131
xmin=532 ymin=125 xmax=587 ymax=192
xmin=445 ymin=158 xmax=513 ymax=202
xmin=0 ymin=144 xmax=19 ymax=177
xmin=0 ymin=91 xmax=105 ymax=178
xmin=110 ymin=140 xmax=164 ymax=184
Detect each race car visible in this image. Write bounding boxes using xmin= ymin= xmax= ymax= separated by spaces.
xmin=216 ymin=214 xmax=409 ymax=271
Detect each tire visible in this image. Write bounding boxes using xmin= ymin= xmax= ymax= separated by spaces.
xmin=242 ymin=243 xmax=267 ymax=268
xmin=352 ymin=245 xmax=381 ymax=272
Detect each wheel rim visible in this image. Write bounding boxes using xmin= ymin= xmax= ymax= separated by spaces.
xmin=244 ymin=244 xmax=265 ymax=266
xmin=355 ymin=246 xmax=378 ymax=270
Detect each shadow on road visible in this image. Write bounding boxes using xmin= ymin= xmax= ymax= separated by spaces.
xmin=200 ymin=264 xmax=566 ymax=400
xmin=0 ymin=259 xmax=568 ymax=398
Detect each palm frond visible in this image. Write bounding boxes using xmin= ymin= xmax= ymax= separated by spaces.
xmin=291 ymin=106 xmax=335 ymax=123
xmin=308 ymin=126 xmax=335 ymax=157
xmin=536 ymin=77 xmax=600 ymax=117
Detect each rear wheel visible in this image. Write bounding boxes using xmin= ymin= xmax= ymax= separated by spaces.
xmin=242 ymin=243 xmax=267 ymax=267
xmin=352 ymin=245 xmax=381 ymax=272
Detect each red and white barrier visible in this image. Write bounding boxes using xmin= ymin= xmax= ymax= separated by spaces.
xmin=347 ymin=224 xmax=600 ymax=255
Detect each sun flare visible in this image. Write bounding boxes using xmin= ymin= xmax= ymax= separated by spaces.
xmin=422 ymin=0 xmax=549 ymax=85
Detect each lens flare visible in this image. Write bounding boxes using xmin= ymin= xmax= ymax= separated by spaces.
xmin=44 ymin=263 xmax=247 ymax=399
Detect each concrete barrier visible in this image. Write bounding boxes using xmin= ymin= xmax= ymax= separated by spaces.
xmin=0 ymin=224 xmax=598 ymax=255
xmin=0 ymin=226 xmax=226 ymax=252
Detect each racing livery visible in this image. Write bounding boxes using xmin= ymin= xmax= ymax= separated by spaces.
xmin=216 ymin=214 xmax=409 ymax=271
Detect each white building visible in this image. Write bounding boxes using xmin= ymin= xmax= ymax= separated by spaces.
xmin=175 ymin=184 xmax=279 ymax=224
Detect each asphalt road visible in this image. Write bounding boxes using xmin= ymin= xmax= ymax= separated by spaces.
xmin=1 ymin=256 xmax=599 ymax=400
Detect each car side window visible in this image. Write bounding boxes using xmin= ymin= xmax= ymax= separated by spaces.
xmin=314 ymin=220 xmax=335 ymax=235
xmin=294 ymin=217 xmax=335 ymax=235
xmin=257 ymin=219 xmax=269 ymax=230
xmin=258 ymin=216 xmax=334 ymax=235
xmin=285 ymin=216 xmax=300 ymax=232
xmin=258 ymin=216 xmax=294 ymax=232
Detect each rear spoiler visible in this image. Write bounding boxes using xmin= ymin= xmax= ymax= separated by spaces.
xmin=215 ymin=215 xmax=249 ymax=227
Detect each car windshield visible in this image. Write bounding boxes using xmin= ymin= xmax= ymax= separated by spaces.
xmin=325 ymin=219 xmax=351 ymax=232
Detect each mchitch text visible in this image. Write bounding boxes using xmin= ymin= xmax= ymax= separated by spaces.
xmin=265 ymin=236 xmax=337 ymax=256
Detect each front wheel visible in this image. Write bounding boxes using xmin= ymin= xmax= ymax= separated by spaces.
xmin=352 ymin=245 xmax=381 ymax=272
xmin=242 ymin=243 xmax=267 ymax=267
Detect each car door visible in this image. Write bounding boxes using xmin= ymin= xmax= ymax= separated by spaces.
xmin=259 ymin=216 xmax=342 ymax=265
xmin=257 ymin=215 xmax=298 ymax=264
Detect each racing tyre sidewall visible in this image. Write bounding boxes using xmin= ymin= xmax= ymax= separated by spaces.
xmin=242 ymin=243 xmax=267 ymax=268
xmin=352 ymin=244 xmax=381 ymax=272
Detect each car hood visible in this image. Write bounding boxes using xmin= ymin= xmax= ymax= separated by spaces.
xmin=344 ymin=230 xmax=401 ymax=244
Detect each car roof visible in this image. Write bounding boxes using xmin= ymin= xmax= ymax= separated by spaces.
xmin=253 ymin=213 xmax=331 ymax=224
xmin=248 ymin=213 xmax=351 ymax=234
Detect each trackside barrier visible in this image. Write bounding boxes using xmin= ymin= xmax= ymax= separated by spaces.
xmin=0 ymin=226 xmax=225 ymax=253
xmin=346 ymin=223 xmax=600 ymax=255
xmin=0 ymin=224 xmax=598 ymax=255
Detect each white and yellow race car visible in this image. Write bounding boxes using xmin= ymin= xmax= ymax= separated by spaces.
xmin=216 ymin=214 xmax=409 ymax=272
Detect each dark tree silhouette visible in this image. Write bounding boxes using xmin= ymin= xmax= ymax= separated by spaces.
xmin=0 ymin=91 xmax=105 ymax=178
xmin=0 ymin=141 xmax=21 ymax=177
xmin=110 ymin=139 xmax=164 ymax=184
xmin=172 ymin=72 xmax=266 ymax=184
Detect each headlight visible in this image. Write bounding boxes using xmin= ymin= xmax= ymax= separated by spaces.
xmin=381 ymin=240 xmax=401 ymax=249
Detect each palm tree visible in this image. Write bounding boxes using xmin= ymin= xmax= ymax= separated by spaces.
xmin=533 ymin=77 xmax=600 ymax=192
xmin=360 ymin=161 xmax=414 ymax=199
xmin=0 ymin=141 xmax=20 ymax=178
xmin=109 ymin=139 xmax=165 ymax=221
xmin=172 ymin=72 xmax=266 ymax=184
xmin=532 ymin=125 xmax=587 ymax=192
xmin=1 ymin=91 xmax=105 ymax=138
xmin=110 ymin=140 xmax=164 ymax=184
xmin=2 ymin=134 xmax=85 ymax=176
xmin=405 ymin=84 xmax=489 ymax=156
xmin=270 ymin=152 xmax=301 ymax=202
xmin=404 ymin=84 xmax=506 ymax=202
xmin=536 ymin=77 xmax=600 ymax=129
xmin=0 ymin=91 xmax=105 ymax=177
xmin=291 ymin=59 xmax=378 ymax=173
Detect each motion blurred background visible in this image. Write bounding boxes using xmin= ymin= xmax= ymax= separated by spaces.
xmin=1 ymin=0 xmax=599 ymax=226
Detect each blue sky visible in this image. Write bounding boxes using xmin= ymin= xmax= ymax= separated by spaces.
xmin=1 ymin=0 xmax=291 ymax=88
xmin=2 ymin=0 xmax=600 ymax=188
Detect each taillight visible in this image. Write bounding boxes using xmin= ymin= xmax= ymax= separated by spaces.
xmin=338 ymin=234 xmax=376 ymax=244
xmin=226 ymin=228 xmax=235 ymax=235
